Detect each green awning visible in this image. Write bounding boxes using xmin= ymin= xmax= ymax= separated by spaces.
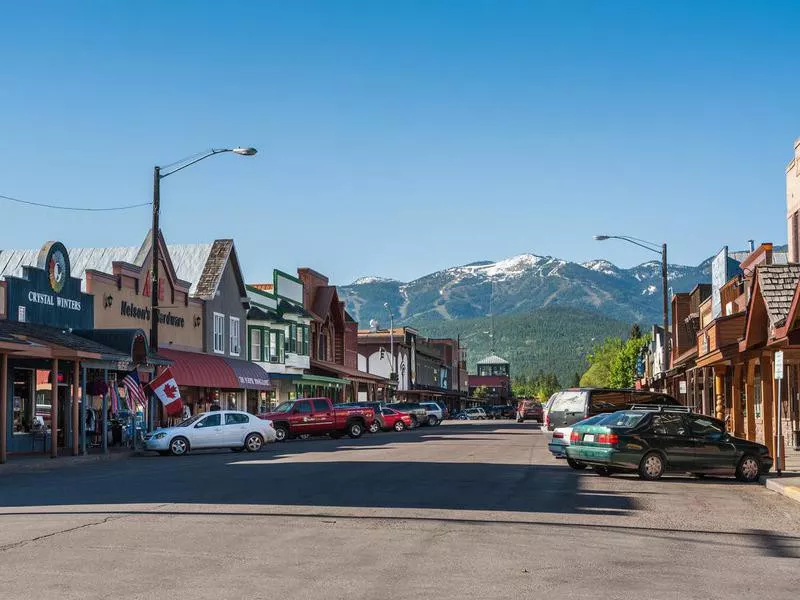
xmin=292 ymin=374 xmax=350 ymax=386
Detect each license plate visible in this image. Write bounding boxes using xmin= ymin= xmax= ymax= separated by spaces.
xmin=583 ymin=434 xmax=595 ymax=443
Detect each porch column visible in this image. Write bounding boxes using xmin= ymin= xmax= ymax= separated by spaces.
xmin=81 ymin=366 xmax=87 ymax=455
xmin=51 ymin=358 xmax=59 ymax=459
xmin=713 ymin=365 xmax=726 ymax=421
xmin=762 ymin=355 xmax=775 ymax=459
xmin=72 ymin=361 xmax=80 ymax=456
xmin=731 ymin=364 xmax=744 ymax=438
xmin=745 ymin=361 xmax=756 ymax=441
xmin=1 ymin=353 xmax=7 ymax=464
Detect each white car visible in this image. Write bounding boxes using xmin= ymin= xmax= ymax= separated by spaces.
xmin=547 ymin=425 xmax=572 ymax=458
xmin=457 ymin=407 xmax=487 ymax=420
xmin=145 ymin=410 xmax=276 ymax=456
xmin=419 ymin=401 xmax=444 ymax=426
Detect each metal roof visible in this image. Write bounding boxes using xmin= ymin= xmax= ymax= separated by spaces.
xmin=476 ymin=354 xmax=510 ymax=365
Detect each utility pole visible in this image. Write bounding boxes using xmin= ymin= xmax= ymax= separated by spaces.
xmin=661 ymin=243 xmax=669 ymax=391
xmin=151 ymin=166 xmax=161 ymax=352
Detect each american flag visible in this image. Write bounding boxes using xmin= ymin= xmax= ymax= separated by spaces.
xmin=122 ymin=370 xmax=147 ymax=409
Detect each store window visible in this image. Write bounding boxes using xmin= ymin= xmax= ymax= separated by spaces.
xmin=230 ymin=317 xmax=240 ymax=356
xmin=12 ymin=369 xmax=35 ymax=433
xmin=250 ymin=328 xmax=262 ymax=361
xmin=213 ymin=312 xmax=225 ymax=354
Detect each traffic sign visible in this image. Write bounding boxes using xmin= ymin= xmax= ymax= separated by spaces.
xmin=775 ymin=351 xmax=784 ymax=380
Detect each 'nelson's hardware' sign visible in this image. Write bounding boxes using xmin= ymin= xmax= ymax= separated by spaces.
xmin=119 ymin=300 xmax=185 ymax=328
xmin=5 ymin=242 xmax=93 ymax=329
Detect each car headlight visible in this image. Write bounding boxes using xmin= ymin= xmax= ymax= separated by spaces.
xmin=153 ymin=432 xmax=167 ymax=440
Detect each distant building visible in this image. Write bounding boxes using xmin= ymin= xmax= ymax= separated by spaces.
xmin=468 ymin=354 xmax=511 ymax=403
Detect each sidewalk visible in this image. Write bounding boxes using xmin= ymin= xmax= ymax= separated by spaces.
xmin=0 ymin=447 xmax=137 ymax=476
xmin=760 ymin=448 xmax=800 ymax=504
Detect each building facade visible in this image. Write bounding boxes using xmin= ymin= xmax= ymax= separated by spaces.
xmin=468 ymin=354 xmax=511 ymax=403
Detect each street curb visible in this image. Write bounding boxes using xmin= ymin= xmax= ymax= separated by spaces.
xmin=760 ymin=475 xmax=800 ymax=504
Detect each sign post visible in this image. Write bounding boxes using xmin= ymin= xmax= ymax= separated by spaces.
xmin=774 ymin=351 xmax=784 ymax=476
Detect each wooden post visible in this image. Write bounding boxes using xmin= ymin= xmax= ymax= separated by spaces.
xmin=745 ymin=360 xmax=756 ymax=441
xmin=714 ymin=366 xmax=726 ymax=421
xmin=72 ymin=361 xmax=80 ymax=456
xmin=0 ymin=353 xmax=7 ymax=464
xmin=762 ymin=355 xmax=775 ymax=459
xmin=51 ymin=358 xmax=59 ymax=459
xmin=732 ymin=364 xmax=744 ymax=437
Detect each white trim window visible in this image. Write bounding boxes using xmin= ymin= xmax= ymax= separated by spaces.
xmin=229 ymin=316 xmax=241 ymax=357
xmin=213 ymin=312 xmax=225 ymax=354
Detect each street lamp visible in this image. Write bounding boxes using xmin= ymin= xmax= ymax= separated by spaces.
xmin=383 ymin=302 xmax=395 ymax=379
xmin=594 ymin=234 xmax=670 ymax=387
xmin=151 ymin=147 xmax=257 ymax=351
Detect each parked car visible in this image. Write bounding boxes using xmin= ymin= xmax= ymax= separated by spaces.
xmin=565 ymin=406 xmax=773 ymax=481
xmin=378 ymin=408 xmax=413 ymax=432
xmin=385 ymin=402 xmax=429 ymax=428
xmin=343 ymin=402 xmax=385 ymax=433
xmin=542 ymin=393 xmax=558 ymax=429
xmin=547 ymin=414 xmax=608 ymax=459
xmin=259 ymin=398 xmax=375 ymax=441
xmin=546 ymin=388 xmax=679 ymax=431
xmin=455 ymin=407 xmax=487 ymax=420
xmin=517 ymin=400 xmax=543 ymax=423
xmin=419 ymin=401 xmax=444 ymax=426
xmin=485 ymin=405 xmax=512 ymax=419
xmin=144 ymin=410 xmax=276 ymax=456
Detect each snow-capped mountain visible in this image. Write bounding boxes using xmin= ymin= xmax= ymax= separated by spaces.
xmin=338 ymin=252 xmax=715 ymax=326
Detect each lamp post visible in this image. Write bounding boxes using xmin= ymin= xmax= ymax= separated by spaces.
xmin=594 ymin=235 xmax=669 ymax=388
xmin=150 ymin=147 xmax=257 ymax=352
xmin=384 ymin=302 xmax=394 ymax=379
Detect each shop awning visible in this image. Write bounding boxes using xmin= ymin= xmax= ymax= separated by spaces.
xmin=292 ymin=373 xmax=350 ymax=386
xmin=157 ymin=348 xmax=240 ymax=389
xmin=224 ymin=356 xmax=272 ymax=390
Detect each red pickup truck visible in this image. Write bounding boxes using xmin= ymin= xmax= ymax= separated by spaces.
xmin=258 ymin=397 xmax=375 ymax=442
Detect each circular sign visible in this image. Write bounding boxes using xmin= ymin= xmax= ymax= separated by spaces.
xmin=49 ymin=249 xmax=67 ymax=293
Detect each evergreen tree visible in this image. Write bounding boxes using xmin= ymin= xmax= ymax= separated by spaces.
xmin=630 ymin=323 xmax=642 ymax=340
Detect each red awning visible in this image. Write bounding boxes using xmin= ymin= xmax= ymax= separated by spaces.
xmin=158 ymin=348 xmax=240 ymax=389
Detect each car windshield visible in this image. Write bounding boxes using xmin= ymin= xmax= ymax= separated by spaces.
xmin=596 ymin=411 xmax=646 ymax=428
xmin=176 ymin=414 xmax=204 ymax=427
xmin=272 ymin=402 xmax=294 ymax=413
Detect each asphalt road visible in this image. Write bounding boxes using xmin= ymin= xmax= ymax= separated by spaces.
xmin=1 ymin=421 xmax=800 ymax=600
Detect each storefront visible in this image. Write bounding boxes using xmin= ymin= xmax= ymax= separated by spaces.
xmin=0 ymin=242 xmax=141 ymax=461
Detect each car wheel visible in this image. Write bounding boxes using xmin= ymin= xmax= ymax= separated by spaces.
xmin=458 ymin=415 xmax=467 ymax=420
xmin=567 ymin=458 xmax=587 ymax=470
xmin=369 ymin=421 xmax=381 ymax=434
xmin=594 ymin=466 xmax=613 ymax=477
xmin=245 ymin=433 xmax=264 ymax=452
xmin=428 ymin=415 xmax=439 ymax=427
xmin=394 ymin=420 xmax=405 ymax=432
xmin=169 ymin=436 xmax=189 ymax=456
xmin=638 ymin=452 xmax=665 ymax=480
xmin=736 ymin=455 xmax=761 ymax=483
xmin=347 ymin=421 xmax=364 ymax=439
xmin=274 ymin=425 xmax=288 ymax=442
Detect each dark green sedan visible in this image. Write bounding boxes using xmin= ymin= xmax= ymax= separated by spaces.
xmin=564 ymin=407 xmax=772 ymax=482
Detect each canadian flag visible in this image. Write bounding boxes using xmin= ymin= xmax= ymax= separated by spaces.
xmin=148 ymin=367 xmax=184 ymax=417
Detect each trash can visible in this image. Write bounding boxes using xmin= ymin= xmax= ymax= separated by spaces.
xmin=111 ymin=422 xmax=123 ymax=446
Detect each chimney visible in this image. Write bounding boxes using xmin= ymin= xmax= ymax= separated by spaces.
xmin=748 ymin=239 xmax=755 ymax=252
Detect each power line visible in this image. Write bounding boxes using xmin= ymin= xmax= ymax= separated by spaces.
xmin=0 ymin=193 xmax=151 ymax=212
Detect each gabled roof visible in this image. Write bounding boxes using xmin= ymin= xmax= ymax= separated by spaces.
xmin=756 ymin=264 xmax=800 ymax=329
xmin=311 ymin=286 xmax=338 ymax=320
xmin=168 ymin=240 xmax=248 ymax=301
xmin=477 ymin=354 xmax=509 ymax=365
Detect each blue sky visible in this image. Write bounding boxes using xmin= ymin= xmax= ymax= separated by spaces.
xmin=1 ymin=1 xmax=798 ymax=285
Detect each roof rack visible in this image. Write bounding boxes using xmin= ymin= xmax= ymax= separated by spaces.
xmin=629 ymin=405 xmax=692 ymax=413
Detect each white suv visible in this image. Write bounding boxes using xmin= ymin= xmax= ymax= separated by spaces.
xmin=419 ymin=402 xmax=444 ymax=426
xmin=458 ymin=407 xmax=487 ymax=420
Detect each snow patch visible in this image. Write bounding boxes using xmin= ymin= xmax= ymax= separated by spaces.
xmin=582 ymin=259 xmax=621 ymax=277
xmin=351 ymin=276 xmax=394 ymax=285
xmin=642 ymin=284 xmax=658 ymax=296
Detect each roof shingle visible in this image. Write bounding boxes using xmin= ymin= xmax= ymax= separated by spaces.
xmin=757 ymin=264 xmax=800 ymax=328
